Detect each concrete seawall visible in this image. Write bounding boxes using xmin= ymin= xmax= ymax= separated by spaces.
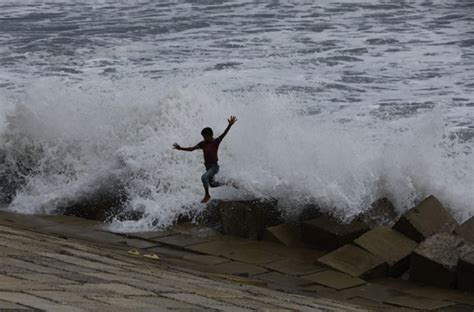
xmin=1 ymin=205 xmax=474 ymax=311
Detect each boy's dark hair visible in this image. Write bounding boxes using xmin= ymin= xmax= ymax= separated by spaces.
xmin=201 ymin=127 xmax=213 ymax=137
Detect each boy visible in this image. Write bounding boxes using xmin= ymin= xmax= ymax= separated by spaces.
xmin=173 ymin=115 xmax=237 ymax=203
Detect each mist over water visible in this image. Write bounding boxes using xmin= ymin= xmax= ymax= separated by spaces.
xmin=0 ymin=1 xmax=473 ymax=231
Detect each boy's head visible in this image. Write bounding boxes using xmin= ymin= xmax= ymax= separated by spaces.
xmin=201 ymin=127 xmax=213 ymax=141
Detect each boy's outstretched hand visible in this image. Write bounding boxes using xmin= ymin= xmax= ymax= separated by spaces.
xmin=172 ymin=143 xmax=181 ymax=150
xmin=228 ymin=115 xmax=237 ymax=125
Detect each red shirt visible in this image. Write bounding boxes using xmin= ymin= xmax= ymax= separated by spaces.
xmin=198 ymin=138 xmax=221 ymax=167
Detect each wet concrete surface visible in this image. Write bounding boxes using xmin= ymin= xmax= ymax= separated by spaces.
xmin=0 ymin=211 xmax=473 ymax=311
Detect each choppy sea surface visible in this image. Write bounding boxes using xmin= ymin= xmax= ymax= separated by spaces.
xmin=0 ymin=0 xmax=473 ymax=231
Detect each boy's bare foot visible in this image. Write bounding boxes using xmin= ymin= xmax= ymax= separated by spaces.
xmin=201 ymin=195 xmax=210 ymax=203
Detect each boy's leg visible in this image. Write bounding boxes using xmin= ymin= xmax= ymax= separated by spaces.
xmin=208 ymin=166 xmax=222 ymax=188
xmin=200 ymin=165 xmax=220 ymax=202
xmin=201 ymin=166 xmax=216 ymax=203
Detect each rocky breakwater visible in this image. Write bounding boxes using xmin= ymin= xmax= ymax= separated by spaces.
xmin=200 ymin=195 xmax=474 ymax=293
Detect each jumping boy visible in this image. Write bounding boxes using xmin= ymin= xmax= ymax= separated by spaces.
xmin=173 ymin=116 xmax=237 ymax=203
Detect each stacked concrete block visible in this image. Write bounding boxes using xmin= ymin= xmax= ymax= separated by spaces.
xmin=393 ymin=196 xmax=458 ymax=243
xmin=318 ymin=245 xmax=387 ymax=279
xmin=354 ymin=226 xmax=417 ymax=276
xmin=303 ymin=215 xmax=369 ymax=251
xmin=410 ymin=233 xmax=474 ymax=288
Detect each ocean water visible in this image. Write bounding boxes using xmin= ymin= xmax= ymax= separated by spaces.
xmin=0 ymin=0 xmax=473 ymax=231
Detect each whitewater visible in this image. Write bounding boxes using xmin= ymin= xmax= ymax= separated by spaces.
xmin=0 ymin=0 xmax=473 ymax=231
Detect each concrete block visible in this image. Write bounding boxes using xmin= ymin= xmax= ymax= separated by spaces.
xmin=188 ymin=239 xmax=284 ymax=264
xmin=263 ymin=223 xmax=303 ymax=247
xmin=303 ymin=215 xmax=369 ymax=250
xmin=457 ymin=251 xmax=474 ymax=292
xmin=262 ymin=258 xmax=326 ymax=276
xmin=212 ymin=261 xmax=268 ymax=277
xmin=302 ymin=270 xmax=365 ymax=290
xmin=410 ymin=233 xmax=474 ymax=288
xmin=201 ymin=199 xmax=281 ymax=240
xmin=318 ymin=245 xmax=387 ymax=279
xmin=255 ymin=272 xmax=313 ymax=290
xmin=354 ymin=226 xmax=417 ymax=276
xmin=455 ymin=216 xmax=474 ymax=244
xmin=393 ymin=195 xmax=458 ymax=243
xmin=358 ymin=198 xmax=398 ymax=228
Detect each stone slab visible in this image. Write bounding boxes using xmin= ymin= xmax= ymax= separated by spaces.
xmin=152 ymin=233 xmax=212 ymax=247
xmin=179 ymin=284 xmax=248 ymax=299
xmin=128 ymin=296 xmax=198 ymax=311
xmin=354 ymin=226 xmax=417 ymax=276
xmin=303 ymin=215 xmax=369 ymax=251
xmin=61 ymin=283 xmax=154 ymax=296
xmin=410 ymin=233 xmax=474 ymax=288
xmin=213 ymin=261 xmax=268 ymax=277
xmin=87 ymin=272 xmax=178 ymax=293
xmin=38 ymin=252 xmax=119 ymax=272
xmin=384 ymin=295 xmax=455 ymax=310
xmin=13 ymin=255 xmax=98 ymax=274
xmin=0 ymin=291 xmax=83 ymax=312
xmin=11 ymin=273 xmax=79 ymax=285
xmin=0 ymin=299 xmax=31 ymax=310
xmin=73 ymin=231 xmax=160 ymax=249
xmin=255 ymin=271 xmax=313 ymax=290
xmin=302 ymin=270 xmax=365 ymax=290
xmin=55 ymin=272 xmax=108 ymax=284
xmin=145 ymin=245 xmax=195 ymax=259
xmin=161 ymin=292 xmax=251 ymax=312
xmin=405 ymin=287 xmax=474 ymax=306
xmin=457 ymin=251 xmax=474 ymax=292
xmin=187 ymin=238 xmax=249 ymax=256
xmin=208 ymin=273 xmax=268 ymax=287
xmin=126 ymin=229 xmax=176 ymax=240
xmin=347 ymin=297 xmax=394 ymax=310
xmin=454 ymin=216 xmax=474 ymax=244
xmin=263 ymin=223 xmax=303 ymax=247
xmin=337 ymin=282 xmax=405 ymax=303
xmin=58 ymin=248 xmax=135 ymax=267
xmin=1 ymin=257 xmax=65 ymax=275
xmin=89 ymin=296 xmax=160 ymax=309
xmin=182 ymin=254 xmax=230 ymax=265
xmin=393 ymin=195 xmax=458 ymax=243
xmin=219 ymin=297 xmax=283 ymax=310
xmin=262 ymin=258 xmax=326 ymax=276
xmin=0 ymin=274 xmax=59 ymax=291
xmin=26 ymin=290 xmax=90 ymax=305
xmin=371 ymin=277 xmax=424 ymax=291
xmin=188 ymin=239 xmax=283 ymax=264
xmin=318 ymin=245 xmax=387 ymax=279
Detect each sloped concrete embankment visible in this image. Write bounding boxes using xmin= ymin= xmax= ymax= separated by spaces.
xmin=0 ymin=212 xmax=368 ymax=311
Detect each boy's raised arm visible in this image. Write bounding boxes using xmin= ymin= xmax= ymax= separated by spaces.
xmin=218 ymin=115 xmax=237 ymax=141
xmin=173 ymin=143 xmax=200 ymax=152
